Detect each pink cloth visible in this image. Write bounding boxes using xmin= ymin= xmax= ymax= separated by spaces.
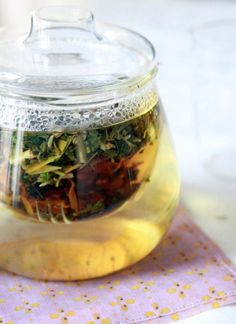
xmin=0 ymin=207 xmax=235 ymax=324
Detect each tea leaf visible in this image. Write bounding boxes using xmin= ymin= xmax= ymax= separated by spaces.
xmin=25 ymin=156 xmax=59 ymax=174
xmin=29 ymin=165 xmax=62 ymax=175
xmin=4 ymin=105 xmax=159 ymax=221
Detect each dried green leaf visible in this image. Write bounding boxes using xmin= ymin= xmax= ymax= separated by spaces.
xmin=25 ymin=156 xmax=59 ymax=174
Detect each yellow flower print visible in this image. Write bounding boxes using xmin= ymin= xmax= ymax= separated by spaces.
xmin=98 ymin=280 xmax=120 ymax=290
xmin=223 ymin=273 xmax=235 ymax=282
xmin=202 ymin=287 xmax=226 ymax=301
xmin=101 ymin=319 xmax=111 ymax=324
xmin=153 ymin=267 xmax=175 ymax=277
xmin=120 ymin=265 xmax=140 ymax=276
xmin=0 ymin=319 xmax=14 ymax=324
xmin=174 ymin=251 xmax=196 ymax=263
xmin=41 ymin=288 xmax=64 ymax=298
xmin=49 ymin=308 xmax=76 ymax=323
xmin=194 ymin=240 xmax=209 ymax=251
xmin=73 ymin=294 xmax=97 ymax=304
xmin=212 ymin=302 xmax=220 ymax=308
xmin=110 ymin=296 xmax=135 ymax=311
xmin=205 ymin=257 xmax=221 ymax=267
xmin=186 ymin=268 xmax=208 ymax=277
xmin=145 ymin=311 xmax=155 ymax=318
xmin=160 ymin=307 xmax=170 ymax=314
xmin=85 ymin=313 xmax=111 ymax=324
xmin=152 ymin=302 xmax=159 ymax=311
xmin=171 ymin=313 xmax=180 ymax=321
xmin=167 ymin=282 xmax=191 ymax=298
xmin=162 ymin=235 xmax=181 ymax=247
xmin=144 ymin=307 xmax=172 ymax=319
xmin=14 ymin=300 xmax=39 ymax=314
xmin=143 ymin=302 xmax=160 ymax=319
xmin=143 ymin=302 xmax=160 ymax=318
xmin=131 ymin=279 xmax=155 ymax=292
xmin=8 ymin=284 xmax=32 ymax=293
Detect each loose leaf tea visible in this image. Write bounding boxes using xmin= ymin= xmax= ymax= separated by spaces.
xmin=0 ymin=105 xmax=159 ymax=223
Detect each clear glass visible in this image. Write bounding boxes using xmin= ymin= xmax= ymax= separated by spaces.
xmin=0 ymin=90 xmax=179 ymax=280
xmin=191 ymin=20 xmax=236 ymax=180
xmin=0 ymin=7 xmax=179 ymax=281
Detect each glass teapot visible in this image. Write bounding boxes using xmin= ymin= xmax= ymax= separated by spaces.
xmin=0 ymin=6 xmax=180 ymax=280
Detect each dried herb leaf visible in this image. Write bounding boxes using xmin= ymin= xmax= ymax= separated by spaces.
xmin=1 ymin=105 xmax=159 ymax=221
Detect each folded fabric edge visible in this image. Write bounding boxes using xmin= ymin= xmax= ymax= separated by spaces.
xmin=125 ymin=295 xmax=236 ymax=324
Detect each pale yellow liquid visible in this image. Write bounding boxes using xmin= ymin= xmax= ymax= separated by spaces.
xmin=0 ymin=119 xmax=180 ymax=280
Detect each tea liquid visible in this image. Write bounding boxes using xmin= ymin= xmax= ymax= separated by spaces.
xmin=0 ymin=103 xmax=179 ymax=280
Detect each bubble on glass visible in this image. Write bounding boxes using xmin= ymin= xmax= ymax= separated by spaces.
xmin=0 ymin=82 xmax=158 ymax=131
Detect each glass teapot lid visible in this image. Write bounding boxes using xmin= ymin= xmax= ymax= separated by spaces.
xmin=0 ymin=6 xmax=156 ymax=100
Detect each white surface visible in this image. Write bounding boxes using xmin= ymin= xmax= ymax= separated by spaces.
xmin=0 ymin=0 xmax=236 ymax=323
xmin=177 ymin=141 xmax=236 ymax=324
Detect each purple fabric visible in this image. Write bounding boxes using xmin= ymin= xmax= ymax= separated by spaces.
xmin=0 ymin=208 xmax=235 ymax=324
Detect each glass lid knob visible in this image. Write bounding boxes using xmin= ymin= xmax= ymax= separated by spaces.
xmin=24 ymin=6 xmax=101 ymax=50
xmin=0 ymin=5 xmax=156 ymax=100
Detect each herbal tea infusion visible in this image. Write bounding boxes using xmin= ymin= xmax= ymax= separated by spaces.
xmin=0 ymin=6 xmax=180 ymax=280
xmin=0 ymin=107 xmax=159 ymax=222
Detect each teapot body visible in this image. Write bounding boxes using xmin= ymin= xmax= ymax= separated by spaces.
xmin=0 ymin=6 xmax=180 ymax=280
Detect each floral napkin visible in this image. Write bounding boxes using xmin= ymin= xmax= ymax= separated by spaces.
xmin=0 ymin=207 xmax=235 ymax=324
